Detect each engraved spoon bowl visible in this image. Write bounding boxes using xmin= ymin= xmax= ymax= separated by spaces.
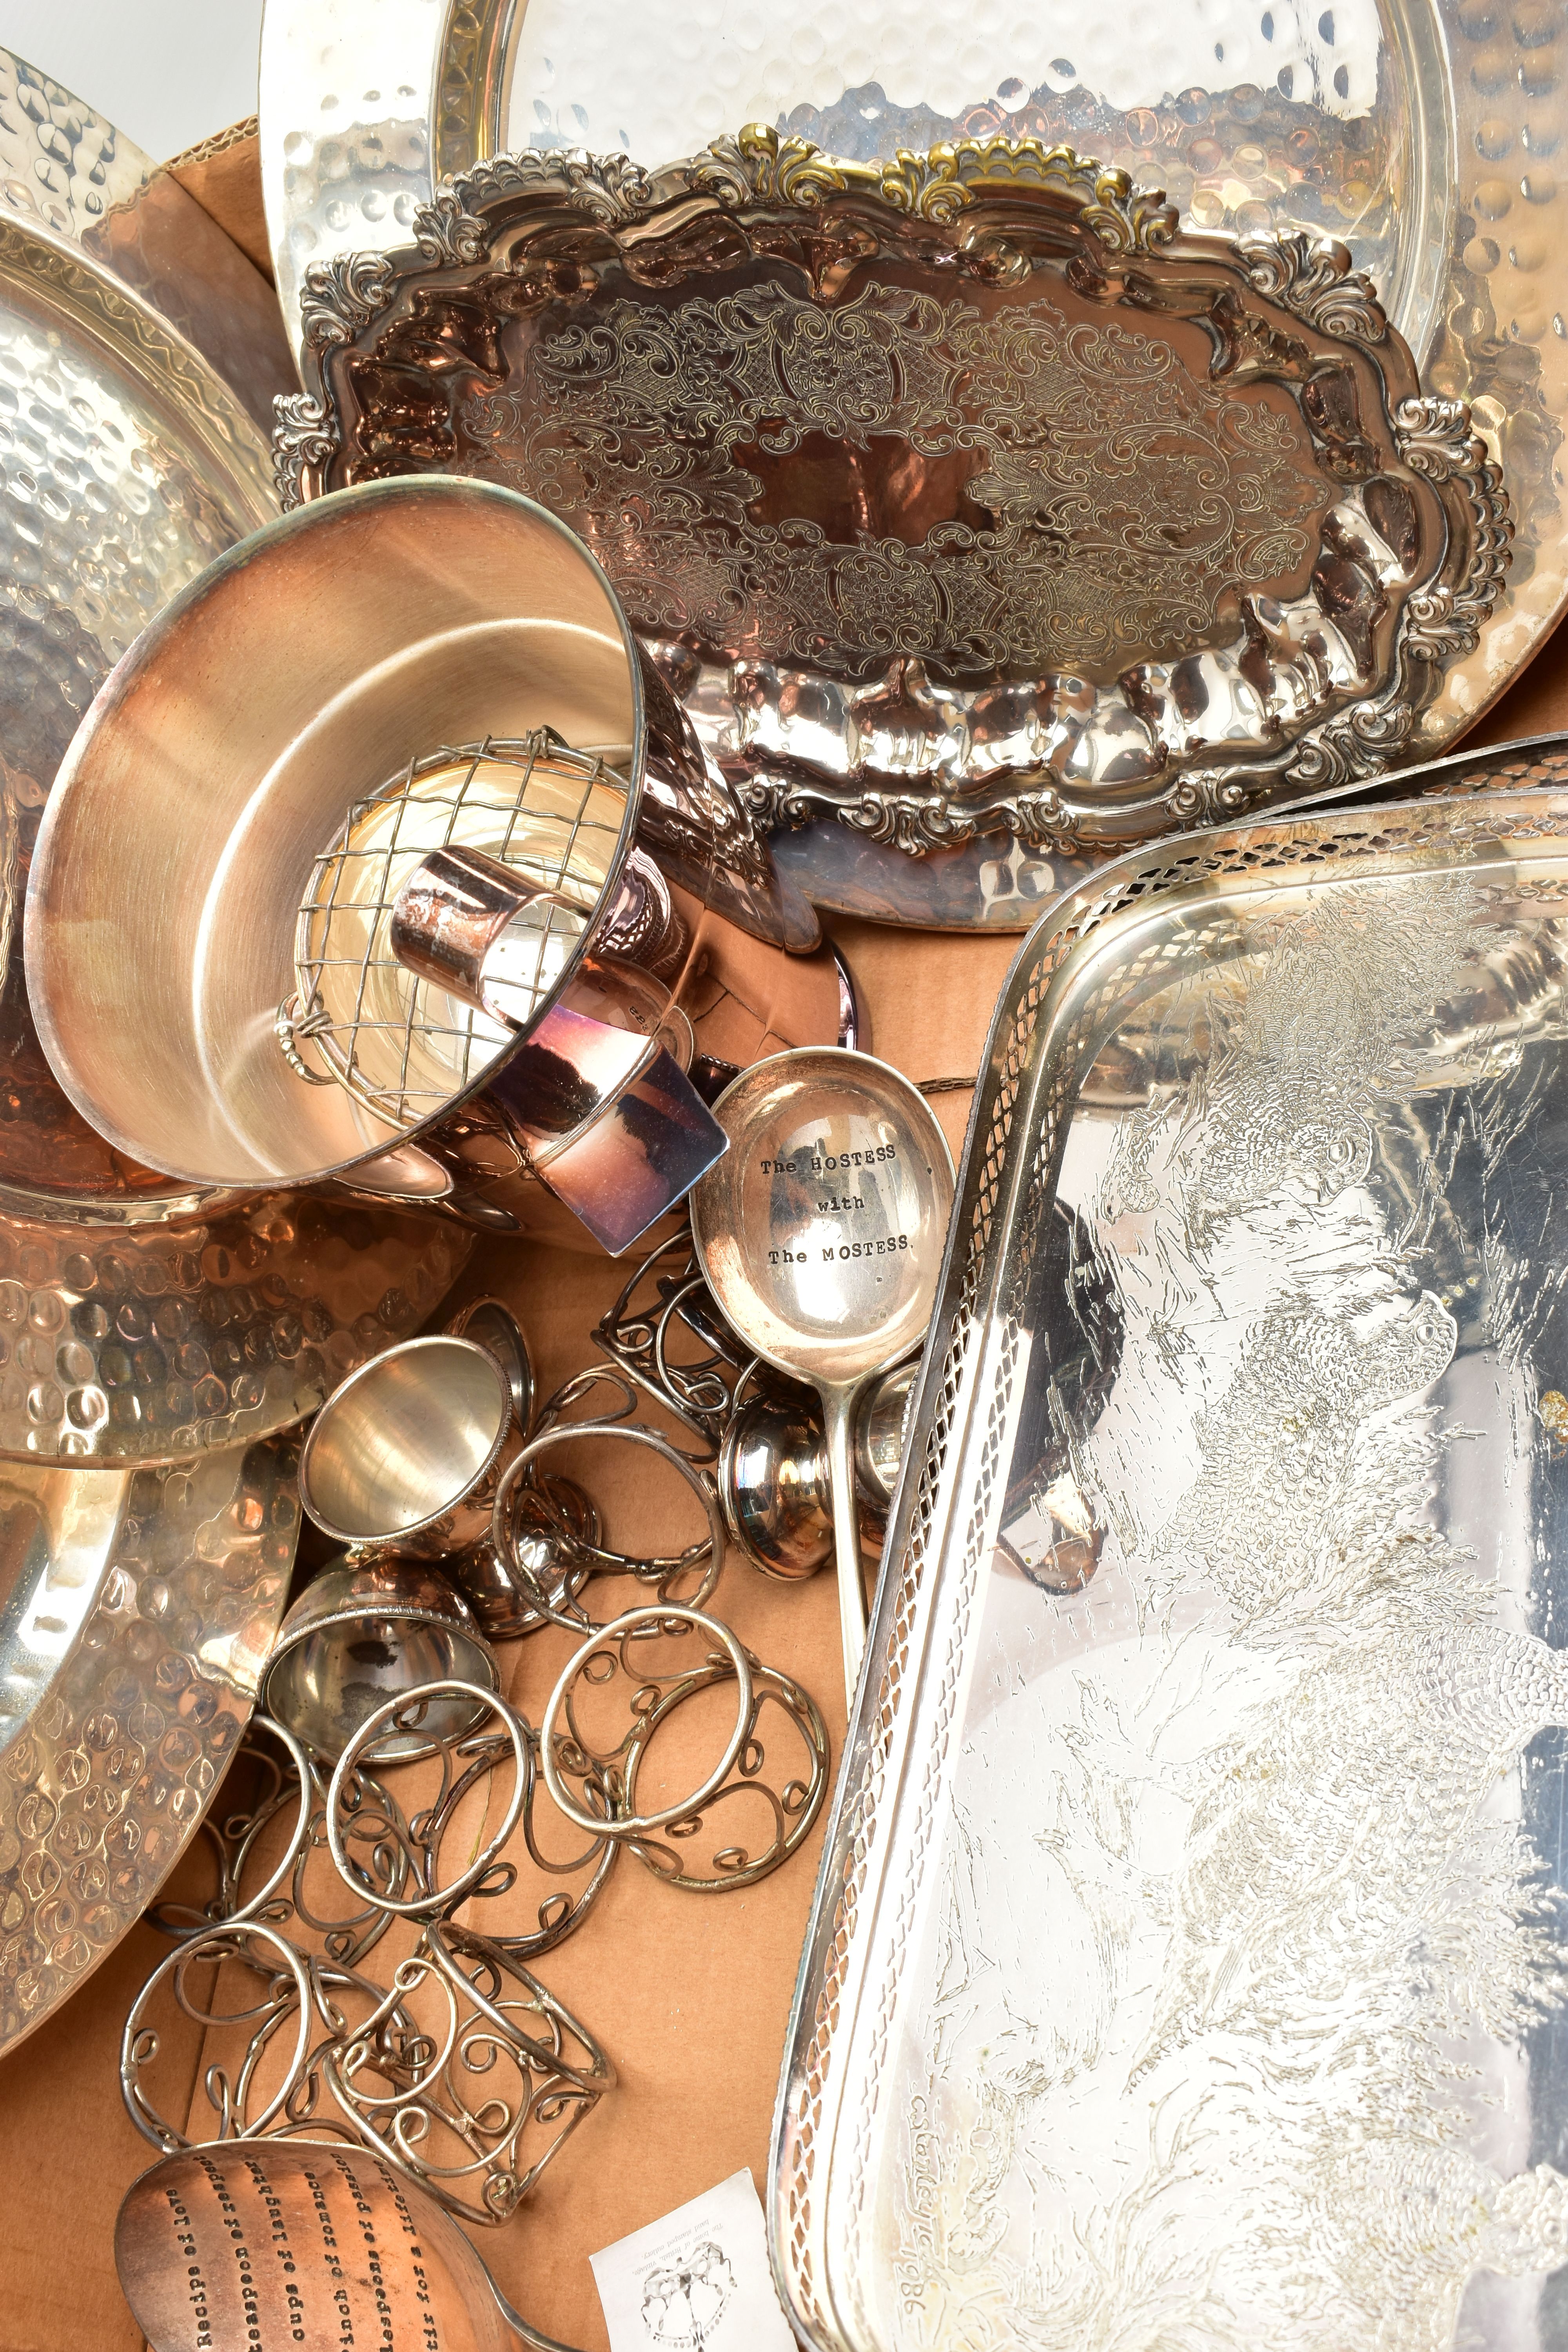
xmin=690 ymin=1049 xmax=953 ymax=1696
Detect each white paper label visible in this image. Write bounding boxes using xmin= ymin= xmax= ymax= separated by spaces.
xmin=589 ymin=2169 xmax=797 ymax=2352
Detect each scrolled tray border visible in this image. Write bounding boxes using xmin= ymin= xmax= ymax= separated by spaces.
xmin=275 ymin=129 xmax=1511 ymax=863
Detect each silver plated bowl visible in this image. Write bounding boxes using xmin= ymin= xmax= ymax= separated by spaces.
xmin=0 ymin=204 xmax=472 ymax=1463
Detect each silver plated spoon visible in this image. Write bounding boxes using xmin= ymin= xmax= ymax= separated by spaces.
xmin=691 ymin=1049 xmax=954 ymax=1700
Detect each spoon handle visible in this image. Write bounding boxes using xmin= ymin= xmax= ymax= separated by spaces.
xmin=822 ymin=1383 xmax=867 ymax=1707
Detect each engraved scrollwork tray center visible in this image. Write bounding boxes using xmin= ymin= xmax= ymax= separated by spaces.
xmin=278 ymin=134 xmax=1512 ymax=898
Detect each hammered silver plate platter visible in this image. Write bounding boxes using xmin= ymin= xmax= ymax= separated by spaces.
xmin=773 ymin=781 xmax=1568 ymax=2351
xmin=274 ymin=135 xmax=1510 ymax=926
xmin=260 ymin=0 xmax=1568 ymax=927
xmin=0 ymin=1429 xmax=300 ymax=2058
xmin=0 ymin=203 xmax=471 ymax=1466
xmin=0 ymin=44 xmax=295 ymax=434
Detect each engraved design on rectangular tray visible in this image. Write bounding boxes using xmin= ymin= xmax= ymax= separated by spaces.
xmin=774 ymin=789 xmax=1568 ymax=2349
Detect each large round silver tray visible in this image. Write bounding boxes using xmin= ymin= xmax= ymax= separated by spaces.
xmin=0 ymin=206 xmax=472 ymax=1461
xmin=260 ymin=0 xmax=1568 ymax=924
xmin=0 ymin=1430 xmax=299 ymax=2058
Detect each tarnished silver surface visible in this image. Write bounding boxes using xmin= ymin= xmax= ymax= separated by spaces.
xmin=259 ymin=0 xmax=1568 ymax=921
xmin=773 ymin=784 xmax=1568 ymax=2350
xmin=116 ymin=2139 xmax=558 ymax=2352
xmin=0 ymin=1431 xmax=300 ymax=2058
xmin=272 ymin=135 xmax=1508 ymax=924
xmin=0 ymin=45 xmax=296 ymax=433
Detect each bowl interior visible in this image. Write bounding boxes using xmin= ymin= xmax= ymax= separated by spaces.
xmin=264 ymin=1615 xmax=494 ymax=1762
xmin=301 ymin=1339 xmax=508 ymax=1538
xmin=26 ymin=480 xmax=637 ymax=1189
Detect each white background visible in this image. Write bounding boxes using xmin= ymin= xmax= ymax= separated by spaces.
xmin=0 ymin=2 xmax=260 ymax=162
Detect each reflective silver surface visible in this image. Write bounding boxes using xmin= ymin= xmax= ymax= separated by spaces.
xmin=773 ymin=786 xmax=1568 ymax=2352
xmin=448 ymin=1294 xmax=535 ymax=1434
xmin=720 ymin=1381 xmax=837 ymax=1581
xmin=0 ymin=209 xmax=274 ymax=1227
xmin=387 ymin=837 xmax=730 ymax=1254
xmin=260 ymin=0 xmax=517 ymax=386
xmin=692 ymin=1049 xmax=953 ymax=1696
xmin=0 ymin=1197 xmax=471 ymax=1467
xmin=24 ymin=476 xmax=819 ymax=1254
xmin=299 ymin=1335 xmax=515 ymax=1555
xmin=261 ymin=1553 xmax=500 ymax=1761
xmin=720 ymin=1362 xmax=913 ymax=1577
xmin=0 ymin=1431 xmax=300 ymax=2058
xmin=490 ymin=1402 xmax=726 ymax=1630
xmin=274 ymin=135 xmax=1509 ymax=933
xmin=855 ymin=1357 xmax=916 ymax=1509
xmin=0 ymin=44 xmax=296 ymax=434
xmin=259 ymin=0 xmax=1568 ymax=919
xmin=0 ymin=200 xmax=470 ymax=1464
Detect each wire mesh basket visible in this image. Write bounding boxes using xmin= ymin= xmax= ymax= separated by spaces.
xmin=278 ymin=733 xmax=629 ymax=1133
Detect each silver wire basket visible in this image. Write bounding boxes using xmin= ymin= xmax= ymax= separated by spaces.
xmin=278 ymin=732 xmax=628 ymax=1132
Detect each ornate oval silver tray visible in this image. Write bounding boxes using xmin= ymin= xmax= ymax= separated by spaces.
xmin=276 ymin=134 xmax=1508 ymax=919
xmin=260 ymin=0 xmax=1568 ymax=896
xmin=0 ymin=1430 xmax=299 ymax=2058
xmin=0 ymin=208 xmax=471 ymax=1464
xmin=774 ymin=774 xmax=1568 ymax=2347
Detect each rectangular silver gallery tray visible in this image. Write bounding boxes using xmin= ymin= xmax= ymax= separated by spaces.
xmin=773 ymin=780 xmax=1568 ymax=2350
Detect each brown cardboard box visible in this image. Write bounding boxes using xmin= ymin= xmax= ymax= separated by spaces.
xmin=2 ymin=124 xmax=1566 ymax=2352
